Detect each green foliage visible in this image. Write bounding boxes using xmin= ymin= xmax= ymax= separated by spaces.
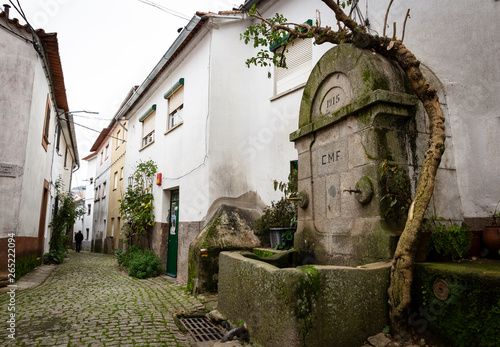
xmin=276 ymin=228 xmax=295 ymax=250
xmin=116 ymin=245 xmax=141 ymax=268
xmin=253 ymin=170 xmax=298 ymax=250
xmin=379 ymin=159 xmax=411 ymax=220
xmin=491 ymin=201 xmax=500 ymax=226
xmin=128 ymin=249 xmax=164 ymax=279
xmin=116 ymin=246 xmax=164 ymax=279
xmin=414 ymin=265 xmax=500 ymax=346
xmin=15 ymin=254 xmax=42 ymax=281
xmin=427 ymin=217 xmax=472 ymax=260
xmin=45 ymin=177 xmax=85 ymax=264
xmin=119 ymin=160 xmax=158 ymax=242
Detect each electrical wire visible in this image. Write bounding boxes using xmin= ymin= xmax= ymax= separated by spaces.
xmin=137 ymin=0 xmax=191 ymax=21
xmin=58 ymin=117 xmax=126 ymax=144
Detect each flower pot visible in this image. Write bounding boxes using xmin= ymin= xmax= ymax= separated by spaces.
xmin=466 ymin=229 xmax=483 ymax=258
xmin=483 ymin=226 xmax=500 ymax=253
xmin=269 ymin=228 xmax=285 ymax=248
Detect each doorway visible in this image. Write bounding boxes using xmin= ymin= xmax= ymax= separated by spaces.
xmin=166 ymin=190 xmax=179 ymax=277
xmin=38 ymin=180 xmax=50 ymax=257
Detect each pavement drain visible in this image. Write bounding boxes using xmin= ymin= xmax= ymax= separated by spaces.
xmin=180 ymin=317 xmax=224 ymax=342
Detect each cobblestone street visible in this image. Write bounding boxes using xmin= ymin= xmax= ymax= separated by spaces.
xmin=1 ymin=252 xmax=205 ymax=346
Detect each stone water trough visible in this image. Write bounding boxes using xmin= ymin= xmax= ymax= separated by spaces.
xmin=218 ymin=250 xmax=391 ymax=347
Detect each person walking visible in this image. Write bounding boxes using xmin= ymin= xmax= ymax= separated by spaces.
xmin=75 ymin=230 xmax=84 ymax=253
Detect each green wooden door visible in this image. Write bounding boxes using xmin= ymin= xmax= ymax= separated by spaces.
xmin=166 ymin=190 xmax=179 ymax=277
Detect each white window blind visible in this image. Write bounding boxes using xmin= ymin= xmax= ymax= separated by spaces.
xmin=142 ymin=113 xmax=155 ymax=137
xmin=275 ymin=38 xmax=313 ymax=95
xmin=168 ymin=86 xmax=184 ymax=114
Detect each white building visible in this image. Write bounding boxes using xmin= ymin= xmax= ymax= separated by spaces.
xmin=115 ymin=0 xmax=499 ymax=281
xmin=79 ymin=152 xmax=98 ymax=251
xmin=88 ymin=127 xmax=113 ymax=253
xmin=0 ymin=5 xmax=79 ymax=277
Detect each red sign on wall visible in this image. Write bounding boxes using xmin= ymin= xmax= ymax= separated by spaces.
xmin=156 ymin=173 xmax=162 ymax=185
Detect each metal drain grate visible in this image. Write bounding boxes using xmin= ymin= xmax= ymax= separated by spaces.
xmin=180 ymin=317 xmax=224 ymax=342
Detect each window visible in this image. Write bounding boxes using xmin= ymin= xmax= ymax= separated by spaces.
xmin=164 ymin=79 xmax=184 ymax=131
xmin=100 ymin=151 xmax=103 ymax=165
xmin=87 ymin=204 xmax=91 ymax=215
xmin=86 ymin=228 xmax=89 ymax=240
xmin=102 ymin=182 xmax=106 ymax=198
xmin=274 ymin=38 xmax=313 ymax=95
xmin=169 ymin=105 xmax=183 ymax=129
xmin=120 ymin=167 xmax=124 ymax=180
xmin=95 ymin=187 xmax=99 ymax=201
xmin=41 ymin=94 xmax=51 ymax=151
xmin=105 ymin=143 xmax=109 ymax=159
xmin=56 ymin=123 xmax=61 ymax=152
xmin=116 ymin=130 xmax=121 ymax=149
xmin=114 ymin=171 xmax=118 ymax=190
xmin=140 ymin=105 xmax=156 ymax=148
xmin=64 ymin=147 xmax=68 ymax=168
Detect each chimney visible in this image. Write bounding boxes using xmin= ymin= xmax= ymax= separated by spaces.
xmin=3 ymin=4 xmax=10 ymax=18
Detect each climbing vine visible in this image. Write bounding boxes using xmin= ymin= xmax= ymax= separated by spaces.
xmin=45 ymin=177 xmax=85 ymax=264
xmin=119 ymin=160 xmax=158 ymax=243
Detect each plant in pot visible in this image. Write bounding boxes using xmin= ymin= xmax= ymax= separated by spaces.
xmin=253 ymin=171 xmax=298 ymax=250
xmin=483 ymin=202 xmax=500 ymax=254
xmin=428 ymin=216 xmax=473 ymax=261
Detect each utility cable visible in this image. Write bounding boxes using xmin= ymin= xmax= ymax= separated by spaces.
xmin=137 ymin=0 xmax=191 ymax=21
xmin=58 ymin=117 xmax=126 ymax=144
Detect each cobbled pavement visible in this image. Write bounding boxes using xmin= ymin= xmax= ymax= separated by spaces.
xmin=0 ymin=251 xmax=205 ymax=346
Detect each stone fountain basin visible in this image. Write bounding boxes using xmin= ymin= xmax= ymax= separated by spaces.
xmin=218 ymin=251 xmax=391 ymax=347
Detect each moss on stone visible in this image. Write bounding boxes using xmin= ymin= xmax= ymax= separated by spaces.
xmin=413 ymin=263 xmax=500 ymax=346
xmin=15 ymin=253 xmax=42 ymax=281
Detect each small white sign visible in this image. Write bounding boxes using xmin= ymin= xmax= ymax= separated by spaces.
xmin=0 ymin=164 xmax=17 ymax=177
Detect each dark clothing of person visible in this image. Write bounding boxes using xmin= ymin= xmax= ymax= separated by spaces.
xmin=75 ymin=232 xmax=84 ymax=253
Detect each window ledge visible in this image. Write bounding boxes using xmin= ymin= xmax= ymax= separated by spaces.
xmin=139 ymin=140 xmax=155 ymax=152
xmin=164 ymin=121 xmax=183 ymax=135
xmin=270 ymin=83 xmax=306 ymax=102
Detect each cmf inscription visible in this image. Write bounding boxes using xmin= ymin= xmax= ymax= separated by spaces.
xmin=322 ymin=151 xmax=341 ymax=165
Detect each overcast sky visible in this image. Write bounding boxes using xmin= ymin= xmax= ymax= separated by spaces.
xmin=14 ymin=0 xmax=238 ymax=188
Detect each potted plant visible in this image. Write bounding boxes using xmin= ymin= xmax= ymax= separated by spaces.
xmin=428 ymin=217 xmax=473 ymax=261
xmin=253 ymin=171 xmax=298 ymax=250
xmin=483 ymin=202 xmax=500 ymax=254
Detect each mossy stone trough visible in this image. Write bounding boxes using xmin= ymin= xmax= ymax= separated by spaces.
xmin=218 ymin=251 xmax=391 ymax=347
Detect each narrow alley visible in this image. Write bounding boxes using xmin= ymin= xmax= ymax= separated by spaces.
xmin=0 ymin=252 xmax=204 ymax=346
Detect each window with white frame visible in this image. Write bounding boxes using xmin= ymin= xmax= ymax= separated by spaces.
xmin=120 ymin=167 xmax=124 ymax=180
xmin=114 ymin=171 xmax=118 ymax=190
xmin=102 ymin=182 xmax=106 ymax=198
xmin=140 ymin=105 xmax=156 ymax=148
xmin=274 ymin=37 xmax=313 ymax=96
xmin=164 ymin=78 xmax=184 ymax=131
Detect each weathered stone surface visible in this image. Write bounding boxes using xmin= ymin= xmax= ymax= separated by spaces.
xmin=188 ymin=192 xmax=264 ymax=294
xmin=218 ymin=251 xmax=391 ymax=347
xmin=367 ymin=333 xmax=392 ymax=347
xmin=290 ymin=44 xmax=420 ymax=266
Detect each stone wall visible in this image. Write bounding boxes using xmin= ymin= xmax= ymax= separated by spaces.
xmin=218 ymin=251 xmax=391 ymax=347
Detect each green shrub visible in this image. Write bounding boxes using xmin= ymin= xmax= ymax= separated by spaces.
xmin=44 ymin=249 xmax=66 ymax=264
xmin=428 ymin=218 xmax=472 ymax=260
xmin=116 ymin=245 xmax=141 ymax=268
xmin=128 ymin=249 xmax=164 ymax=279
